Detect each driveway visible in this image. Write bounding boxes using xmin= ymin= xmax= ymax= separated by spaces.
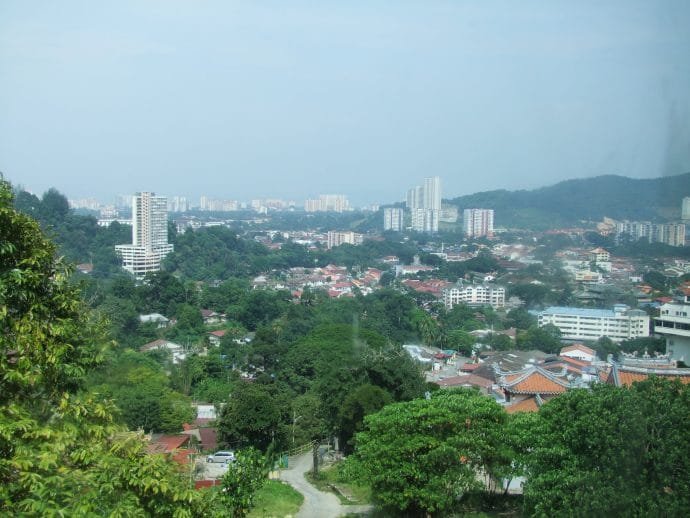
xmin=279 ymin=452 xmax=372 ymax=518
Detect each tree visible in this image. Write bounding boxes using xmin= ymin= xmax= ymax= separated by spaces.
xmin=351 ymin=390 xmax=508 ymax=516
xmin=217 ymin=382 xmax=285 ymax=451
xmin=338 ymin=384 xmax=392 ymax=452
xmin=593 ymin=336 xmax=619 ymax=361
xmin=221 ymin=447 xmax=268 ymax=517
xmin=0 ymin=178 xmax=221 ymax=515
xmin=524 ymin=379 xmax=690 ymax=516
xmin=517 ymin=324 xmax=562 ymax=353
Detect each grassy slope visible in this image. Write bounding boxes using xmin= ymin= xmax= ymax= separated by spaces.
xmin=248 ymin=480 xmax=304 ymax=518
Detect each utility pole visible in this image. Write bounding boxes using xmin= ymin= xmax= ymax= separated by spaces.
xmin=312 ymin=440 xmax=319 ymax=476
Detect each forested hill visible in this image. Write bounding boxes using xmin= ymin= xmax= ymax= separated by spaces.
xmin=447 ymin=173 xmax=690 ymax=229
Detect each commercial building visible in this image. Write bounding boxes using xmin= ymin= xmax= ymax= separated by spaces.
xmin=537 ymin=305 xmax=650 ymax=342
xmin=442 ymin=283 xmax=506 ymax=309
xmin=383 ymin=207 xmax=404 ymax=232
xmin=463 ymin=208 xmax=494 ymax=238
xmin=115 ymin=192 xmax=174 ymax=280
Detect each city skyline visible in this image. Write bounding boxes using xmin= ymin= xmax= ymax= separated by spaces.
xmin=2 ymin=2 xmax=690 ymax=205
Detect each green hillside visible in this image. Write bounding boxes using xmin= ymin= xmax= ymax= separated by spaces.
xmin=447 ymin=173 xmax=690 ymax=230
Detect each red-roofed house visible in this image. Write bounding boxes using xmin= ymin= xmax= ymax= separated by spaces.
xmin=208 ymin=330 xmax=227 ymax=347
xmin=436 ymin=374 xmax=494 ymax=394
xmin=147 ymin=434 xmax=195 ymax=465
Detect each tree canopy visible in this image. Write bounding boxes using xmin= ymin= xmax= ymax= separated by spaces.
xmin=0 ymin=178 xmax=221 ymax=515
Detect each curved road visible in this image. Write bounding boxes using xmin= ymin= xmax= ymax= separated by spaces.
xmin=279 ymin=452 xmax=371 ymax=518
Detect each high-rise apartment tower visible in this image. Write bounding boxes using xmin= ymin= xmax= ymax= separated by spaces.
xmin=115 ymin=192 xmax=174 ymax=280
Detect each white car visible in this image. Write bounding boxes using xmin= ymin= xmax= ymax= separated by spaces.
xmin=206 ymin=450 xmax=235 ymax=463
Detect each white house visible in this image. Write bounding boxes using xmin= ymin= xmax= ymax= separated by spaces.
xmin=559 ymin=343 xmax=597 ymax=363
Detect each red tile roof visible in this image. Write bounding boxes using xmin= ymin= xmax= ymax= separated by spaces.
xmin=506 ymin=397 xmax=540 ymax=414
xmin=147 ymin=434 xmax=190 ymax=455
xmin=500 ymin=367 xmax=570 ymax=395
xmin=607 ymin=364 xmax=690 ymax=387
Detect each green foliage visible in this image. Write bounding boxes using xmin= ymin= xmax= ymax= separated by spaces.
xmin=221 ymin=447 xmax=269 ymax=517
xmin=89 ymin=350 xmax=195 ymax=433
xmin=593 ymin=336 xmax=619 ymax=361
xmin=448 ymin=173 xmax=690 ymax=229
xmin=247 ymin=480 xmax=303 ymax=518
xmin=0 ymin=178 xmax=221 ymax=515
xmin=217 ymin=382 xmax=286 ymax=451
xmin=524 ymin=379 xmax=690 ymax=516
xmin=516 ymin=324 xmax=562 ymax=353
xmin=352 ymin=390 xmax=508 ymax=516
xmin=338 ymin=384 xmax=392 ymax=452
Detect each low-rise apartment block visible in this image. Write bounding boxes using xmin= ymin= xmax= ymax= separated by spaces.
xmin=538 ymin=304 xmax=650 ymax=342
xmin=443 ymin=283 xmax=506 ymax=309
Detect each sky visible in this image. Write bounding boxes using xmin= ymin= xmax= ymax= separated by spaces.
xmin=1 ymin=1 xmax=689 ymax=206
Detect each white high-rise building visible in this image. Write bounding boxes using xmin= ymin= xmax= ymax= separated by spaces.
xmin=407 ymin=176 xmax=441 ymax=232
xmin=423 ymin=176 xmax=441 ymax=211
xmin=115 ymin=192 xmax=174 ymax=281
xmin=463 ymin=209 xmax=494 ymax=238
xmin=304 ymin=194 xmax=350 ymax=212
xmin=406 ymin=186 xmax=423 ymax=210
xmin=383 ymin=208 xmax=404 ymax=232
xmin=682 ymin=197 xmax=690 ymax=222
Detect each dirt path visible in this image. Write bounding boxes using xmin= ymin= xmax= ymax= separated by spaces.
xmin=279 ymin=452 xmax=371 ymax=518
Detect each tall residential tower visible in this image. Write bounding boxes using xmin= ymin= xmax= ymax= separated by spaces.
xmin=115 ymin=192 xmax=174 ymax=280
xmin=407 ymin=176 xmax=441 ymax=232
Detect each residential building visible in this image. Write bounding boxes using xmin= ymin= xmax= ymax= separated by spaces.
xmin=559 ymin=343 xmax=596 ymax=362
xmin=407 ymin=176 xmax=441 ymax=232
xmin=411 ymin=207 xmax=439 ymax=233
xmin=406 ymin=185 xmax=424 ymax=210
xmin=327 ymin=230 xmax=363 ymax=249
xmin=305 ymin=194 xmax=350 ymax=212
xmin=115 ymin=192 xmax=174 ymax=280
xmin=443 ymin=283 xmax=506 ymax=309
xmin=682 ymin=197 xmax=690 ymax=222
xmin=615 ymin=220 xmax=685 ymax=247
xmin=423 ymin=176 xmax=442 ymax=211
xmin=463 ymin=208 xmax=494 ymax=238
xmin=537 ymin=305 xmax=650 ymax=342
xmin=383 ymin=207 xmax=404 ymax=232
xmin=654 ymin=302 xmax=690 ymax=362
xmin=140 ymin=339 xmax=186 ymax=363
xmin=588 ymin=248 xmax=610 ymax=263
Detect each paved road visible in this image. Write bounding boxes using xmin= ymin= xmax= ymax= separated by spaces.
xmin=279 ymin=452 xmax=372 ymax=518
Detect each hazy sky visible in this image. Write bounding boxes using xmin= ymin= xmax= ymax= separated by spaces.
xmin=2 ymin=1 xmax=689 ymax=206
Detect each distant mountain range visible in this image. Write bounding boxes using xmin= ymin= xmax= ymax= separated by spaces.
xmin=447 ymin=173 xmax=690 ymax=230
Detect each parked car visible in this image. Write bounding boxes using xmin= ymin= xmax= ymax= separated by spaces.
xmin=206 ymin=450 xmax=235 ymax=463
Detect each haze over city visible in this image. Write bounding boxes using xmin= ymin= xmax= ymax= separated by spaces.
xmin=2 ymin=1 xmax=690 ymax=205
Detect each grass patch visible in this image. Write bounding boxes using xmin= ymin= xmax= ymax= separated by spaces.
xmin=304 ymin=462 xmax=372 ymax=505
xmin=248 ymin=480 xmax=303 ymax=518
